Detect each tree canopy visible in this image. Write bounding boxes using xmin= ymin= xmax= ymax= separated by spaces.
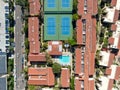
xmin=52 ymin=62 xmax=61 ymax=75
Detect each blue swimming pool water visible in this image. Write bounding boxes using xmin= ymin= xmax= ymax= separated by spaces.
xmin=59 ymin=55 xmax=70 ymax=65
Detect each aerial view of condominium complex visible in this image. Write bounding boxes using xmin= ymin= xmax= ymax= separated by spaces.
xmin=1 ymin=0 xmax=120 ymax=90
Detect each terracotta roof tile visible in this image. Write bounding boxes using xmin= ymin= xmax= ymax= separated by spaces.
xmin=28 ymin=0 xmax=40 ymax=15
xmin=108 ymin=53 xmax=115 ymax=67
xmin=28 ymin=67 xmax=55 ymax=86
xmin=115 ymin=66 xmax=120 ymax=80
xmin=111 ymin=24 xmax=117 ymax=31
xmin=111 ymin=0 xmax=117 ymax=6
xmin=28 ymin=53 xmax=46 ymax=62
xmin=76 ymin=20 xmax=82 ymax=44
xmin=28 ymin=17 xmax=39 ymax=42
xmin=113 ymin=10 xmax=119 ymax=22
xmin=108 ymin=37 xmax=114 ymax=45
xmin=75 ymin=78 xmax=81 ymax=90
xmin=77 ymin=1 xmax=84 ymax=15
xmin=87 ymin=0 xmax=98 ymax=15
xmin=105 ymin=68 xmax=112 ymax=75
xmin=117 ymin=37 xmax=120 ymax=49
xmin=29 ymin=41 xmax=40 ymax=54
xmin=91 ymin=18 xmax=96 ymax=53
xmin=60 ymin=68 xmax=70 ymax=88
xmin=75 ymin=48 xmax=81 ymax=75
xmin=107 ymin=79 xmax=114 ymax=90
xmin=89 ymin=53 xmax=95 ymax=75
xmin=85 ymin=14 xmax=96 ymax=53
xmin=48 ymin=41 xmax=62 ymax=55
xmin=89 ymin=79 xmax=95 ymax=90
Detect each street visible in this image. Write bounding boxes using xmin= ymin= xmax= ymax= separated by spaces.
xmin=14 ymin=5 xmax=26 ymax=90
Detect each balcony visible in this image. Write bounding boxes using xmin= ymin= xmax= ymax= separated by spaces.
xmin=81 ymin=64 xmax=84 ymax=73
xmin=82 ymin=30 xmax=86 ymax=34
xmin=82 ymin=35 xmax=86 ymax=44
xmin=81 ymin=80 xmax=84 ymax=88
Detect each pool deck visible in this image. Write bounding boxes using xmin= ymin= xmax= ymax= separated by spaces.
xmin=53 ymin=52 xmax=73 ymax=76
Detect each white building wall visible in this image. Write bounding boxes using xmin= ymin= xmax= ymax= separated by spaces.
xmin=0 ymin=0 xmax=9 ymax=52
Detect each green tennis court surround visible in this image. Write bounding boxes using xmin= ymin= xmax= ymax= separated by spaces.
xmin=44 ymin=0 xmax=73 ymax=41
xmin=44 ymin=15 xmax=73 ymax=40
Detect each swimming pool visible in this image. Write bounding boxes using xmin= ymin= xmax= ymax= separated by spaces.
xmin=58 ymin=55 xmax=70 ymax=65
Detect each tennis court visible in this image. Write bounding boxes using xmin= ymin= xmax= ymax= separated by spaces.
xmin=61 ymin=17 xmax=70 ymax=35
xmin=62 ymin=0 xmax=70 ymax=7
xmin=47 ymin=0 xmax=55 ymax=8
xmin=44 ymin=15 xmax=72 ymax=40
xmin=44 ymin=0 xmax=72 ymax=12
xmin=47 ymin=18 xmax=56 ymax=35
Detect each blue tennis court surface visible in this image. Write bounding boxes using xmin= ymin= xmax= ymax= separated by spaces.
xmin=47 ymin=0 xmax=55 ymax=7
xmin=62 ymin=0 xmax=70 ymax=7
xmin=61 ymin=17 xmax=70 ymax=35
xmin=47 ymin=18 xmax=56 ymax=35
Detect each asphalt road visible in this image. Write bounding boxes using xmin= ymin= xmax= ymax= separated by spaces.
xmin=14 ymin=5 xmax=25 ymax=90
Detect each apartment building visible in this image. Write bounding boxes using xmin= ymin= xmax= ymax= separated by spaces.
xmin=28 ymin=0 xmax=46 ymax=64
xmin=0 ymin=52 xmax=7 ymax=90
xmin=75 ymin=0 xmax=98 ymax=89
xmin=0 ymin=0 xmax=9 ymax=52
xmin=0 ymin=1 xmax=9 ymax=89
xmin=97 ymin=0 xmax=120 ymax=89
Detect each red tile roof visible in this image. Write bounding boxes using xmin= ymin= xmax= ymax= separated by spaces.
xmin=77 ymin=1 xmax=84 ymax=15
xmin=108 ymin=37 xmax=114 ymax=45
xmin=28 ymin=0 xmax=40 ymax=15
xmin=109 ymin=37 xmax=120 ymax=49
xmin=77 ymin=0 xmax=97 ymax=15
xmin=113 ymin=10 xmax=119 ymax=22
xmin=76 ymin=20 xmax=82 ymax=45
xmin=28 ymin=67 xmax=55 ymax=86
xmin=108 ymin=53 xmax=115 ymax=67
xmin=87 ymin=0 xmax=98 ymax=15
xmin=88 ymin=79 xmax=95 ymax=90
xmin=28 ymin=53 xmax=46 ymax=62
xmin=93 ymin=0 xmax=98 ymax=15
xmin=60 ymin=68 xmax=70 ymax=88
xmin=48 ymin=41 xmax=62 ymax=55
xmin=105 ymin=68 xmax=112 ymax=75
xmin=75 ymin=48 xmax=81 ymax=75
xmin=111 ymin=0 xmax=117 ymax=6
xmin=88 ymin=53 xmax=95 ymax=75
xmin=28 ymin=17 xmax=39 ymax=42
xmin=115 ymin=66 xmax=120 ymax=80
xmin=29 ymin=41 xmax=40 ymax=54
xmin=75 ymin=78 xmax=81 ymax=90
xmin=117 ymin=37 xmax=120 ymax=49
xmin=111 ymin=24 xmax=117 ymax=31
xmin=91 ymin=18 xmax=97 ymax=53
xmin=107 ymin=79 xmax=114 ymax=90
xmin=75 ymin=0 xmax=98 ymax=89
xmin=83 ymin=14 xmax=96 ymax=53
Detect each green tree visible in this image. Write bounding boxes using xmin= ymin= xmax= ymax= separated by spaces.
xmin=70 ymin=76 xmax=75 ymax=90
xmin=46 ymin=53 xmax=53 ymax=67
xmin=15 ymin=0 xmax=28 ymax=9
xmin=24 ymin=21 xmax=28 ymax=37
xmin=7 ymin=59 xmax=14 ymax=74
xmin=73 ymin=0 xmax=77 ymax=11
xmin=52 ymin=63 xmax=61 ymax=75
xmin=25 ymin=38 xmax=29 ymax=49
xmin=8 ymin=27 xmax=14 ymax=34
xmin=68 ymin=38 xmax=76 ymax=46
xmin=41 ymin=42 xmax=48 ymax=52
xmin=72 ymin=14 xmax=79 ymax=21
xmin=8 ymin=75 xmax=14 ymax=90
